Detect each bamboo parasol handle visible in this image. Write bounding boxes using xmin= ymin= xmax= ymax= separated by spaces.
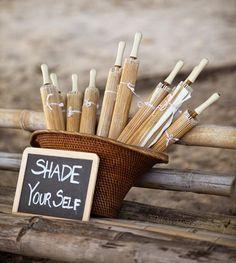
xmin=195 ymin=93 xmax=220 ymax=115
xmin=72 ymin=74 xmax=79 ymax=92
xmin=50 ymin=73 xmax=59 ymax=88
xmin=89 ymin=69 xmax=97 ymax=87
xmin=114 ymin=41 xmax=126 ymax=67
xmin=164 ymin=60 xmax=184 ymax=85
xmin=41 ymin=64 xmax=50 ymax=85
xmin=188 ymin=58 xmax=208 ymax=83
xmin=130 ymin=32 xmax=142 ymax=58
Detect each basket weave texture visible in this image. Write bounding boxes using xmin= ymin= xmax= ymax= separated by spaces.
xmin=31 ymin=130 xmax=168 ymax=218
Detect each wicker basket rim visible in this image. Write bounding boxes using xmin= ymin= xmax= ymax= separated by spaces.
xmin=30 ymin=130 xmax=168 ymax=163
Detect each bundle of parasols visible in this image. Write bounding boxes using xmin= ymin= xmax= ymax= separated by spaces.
xmin=40 ymin=32 xmax=220 ymax=153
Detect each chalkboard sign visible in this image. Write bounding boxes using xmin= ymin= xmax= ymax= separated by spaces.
xmin=12 ymin=147 xmax=99 ymax=221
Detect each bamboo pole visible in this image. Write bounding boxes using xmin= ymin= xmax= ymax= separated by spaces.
xmin=1 ymin=152 xmax=234 ymax=197
xmin=128 ymin=59 xmax=209 ymax=147
xmin=179 ymin=125 xmax=236 ymax=149
xmin=66 ymin=74 xmax=83 ymax=132
xmin=0 ymin=109 xmax=45 ymax=131
xmin=1 ymin=185 xmax=236 ymax=236
xmin=152 ymin=93 xmax=220 ymax=152
xmin=118 ymin=60 xmax=184 ymax=143
xmin=97 ymin=41 xmax=126 ymax=137
xmin=50 ymin=73 xmax=67 ymax=126
xmin=0 ymin=212 xmax=235 ymax=262
xmin=80 ymin=69 xmax=99 ymax=135
xmin=0 ymin=157 xmax=21 ymax=171
xmin=118 ymin=201 xmax=236 ymax=237
xmin=0 ymin=109 xmax=235 ymax=149
xmin=136 ymin=168 xmax=235 ymax=197
xmin=40 ymin=64 xmax=65 ymax=130
xmin=108 ymin=32 xmax=142 ymax=139
xmin=94 ymin=218 xmax=236 ymax=248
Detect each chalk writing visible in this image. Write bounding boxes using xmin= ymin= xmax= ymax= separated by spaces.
xmin=13 ymin=148 xmax=99 ymax=221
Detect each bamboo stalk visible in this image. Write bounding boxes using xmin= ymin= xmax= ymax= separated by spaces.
xmin=118 ymin=60 xmax=184 ymax=143
xmin=40 ymin=64 xmax=65 ymax=130
xmin=0 ymin=212 xmax=235 ymax=262
xmin=2 ymin=185 xmax=236 ymax=236
xmin=97 ymin=41 xmax=126 ymax=137
xmin=108 ymin=32 xmax=142 ymax=139
xmin=0 ymin=109 xmax=45 ymax=130
xmin=136 ymin=168 xmax=235 ymax=197
xmin=1 ymin=152 xmax=234 ymax=197
xmin=0 ymin=157 xmax=21 ymax=171
xmin=119 ymin=201 xmax=236 ymax=237
xmin=79 ymin=69 xmax=99 ymax=134
xmin=95 ymin=218 xmax=236 ymax=248
xmin=0 ymin=108 xmax=235 ymax=149
xmin=179 ymin=124 xmax=236 ymax=149
xmin=66 ymin=74 xmax=83 ymax=132
xmin=128 ymin=59 xmax=209 ymax=147
xmin=152 ymin=93 xmax=220 ymax=152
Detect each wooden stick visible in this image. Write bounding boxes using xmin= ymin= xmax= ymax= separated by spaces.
xmin=152 ymin=93 xmax=220 ymax=152
xmin=40 ymin=65 xmax=65 ymax=130
xmin=50 ymin=73 xmax=67 ymax=125
xmin=97 ymin=41 xmax=126 ymax=137
xmin=66 ymin=74 xmax=83 ymax=132
xmin=128 ymin=59 xmax=209 ymax=147
xmin=118 ymin=60 xmax=184 ymax=143
xmin=1 ymin=152 xmax=234 ymax=197
xmin=108 ymin=32 xmax=142 ymax=139
xmin=79 ymin=69 xmax=99 ymax=134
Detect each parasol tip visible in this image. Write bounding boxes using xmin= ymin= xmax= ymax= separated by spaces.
xmin=114 ymin=41 xmax=126 ymax=67
xmin=164 ymin=60 xmax=184 ymax=85
xmin=195 ymin=92 xmax=220 ymax=115
xmin=199 ymin=58 xmax=209 ymax=68
xmin=71 ymin=74 xmax=78 ymax=92
xmin=89 ymin=69 xmax=97 ymax=88
xmin=41 ymin=64 xmax=50 ymax=85
xmin=187 ymin=58 xmax=209 ymax=83
xmin=50 ymin=73 xmax=59 ymax=88
xmin=130 ymin=32 xmax=142 ymax=59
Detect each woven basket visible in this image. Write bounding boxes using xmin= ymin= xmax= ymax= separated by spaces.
xmin=30 ymin=130 xmax=168 ymax=218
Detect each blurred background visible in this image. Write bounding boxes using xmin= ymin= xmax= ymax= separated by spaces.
xmin=0 ymin=0 xmax=236 ymax=214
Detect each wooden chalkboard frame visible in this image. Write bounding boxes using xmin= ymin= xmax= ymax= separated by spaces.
xmin=12 ymin=147 xmax=99 ymax=221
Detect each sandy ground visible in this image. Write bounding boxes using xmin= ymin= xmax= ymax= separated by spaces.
xmin=0 ymin=0 xmax=236 ymax=217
